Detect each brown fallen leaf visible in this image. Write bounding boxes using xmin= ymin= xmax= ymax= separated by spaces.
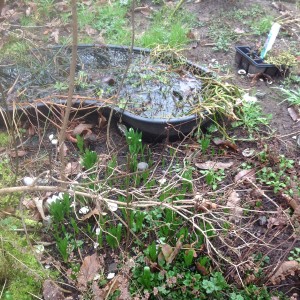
xmin=227 ymin=190 xmax=243 ymax=222
xmin=195 ymin=161 xmax=233 ymax=170
xmin=9 ymin=149 xmax=27 ymax=157
xmin=287 ymin=106 xmax=300 ymax=122
xmin=43 ymin=279 xmax=65 ymax=300
xmin=72 ymin=123 xmax=93 ymax=136
xmin=270 ymin=260 xmax=300 ymax=284
xmin=161 ymin=235 xmax=183 ymax=264
xmin=59 ymin=142 xmax=69 ymax=156
xmin=234 ymin=169 xmax=256 ymax=183
xmin=65 ymin=161 xmax=81 ymax=177
xmin=50 ymin=29 xmax=60 ymax=43
xmin=92 ymin=274 xmax=130 ymax=300
xmin=213 ymin=138 xmax=239 ymax=152
xmin=85 ymin=25 xmax=97 ymax=36
xmin=195 ymin=262 xmax=209 ymax=275
xmin=80 ymin=208 xmax=102 ymax=221
xmin=78 ymin=253 xmax=102 ymax=291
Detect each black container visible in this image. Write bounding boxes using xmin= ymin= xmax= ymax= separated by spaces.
xmin=235 ymin=46 xmax=280 ymax=76
xmin=0 ymin=45 xmax=211 ymax=141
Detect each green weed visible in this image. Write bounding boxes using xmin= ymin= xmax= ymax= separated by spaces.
xmin=288 ymin=247 xmax=300 ymax=263
xmin=278 ymin=87 xmax=300 ymax=106
xmin=93 ymin=3 xmax=130 ymax=45
xmin=138 ymin=8 xmax=195 ymax=48
xmin=233 ymin=102 xmax=272 ymax=133
xmin=251 ymin=16 xmax=273 ymax=35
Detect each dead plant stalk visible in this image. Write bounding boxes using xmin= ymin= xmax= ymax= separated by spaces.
xmin=58 ymin=0 xmax=78 ymax=184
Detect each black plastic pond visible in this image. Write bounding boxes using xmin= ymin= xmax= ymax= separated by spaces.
xmin=0 ymin=45 xmax=210 ymax=140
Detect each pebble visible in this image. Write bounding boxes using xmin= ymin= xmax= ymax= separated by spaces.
xmin=258 ymin=216 xmax=267 ymax=226
xmin=255 ymin=92 xmax=267 ymax=99
xmin=137 ymin=162 xmax=149 ymax=171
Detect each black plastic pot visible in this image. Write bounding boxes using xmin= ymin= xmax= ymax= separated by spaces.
xmin=235 ymin=46 xmax=281 ymax=76
xmin=0 ymin=44 xmax=211 ymax=141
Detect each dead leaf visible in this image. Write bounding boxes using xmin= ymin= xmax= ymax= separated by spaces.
xmin=288 ymin=106 xmax=300 ymax=122
xmin=227 ymin=190 xmax=243 ymax=222
xmin=161 ymin=235 xmax=183 ymax=264
xmin=267 ymin=212 xmax=288 ymax=228
xmin=213 ymin=138 xmax=239 ymax=152
xmin=78 ymin=253 xmax=102 ymax=291
xmin=50 ymin=29 xmax=60 ymax=43
xmin=134 ymin=5 xmax=153 ymax=17
xmin=187 ymin=30 xmax=195 ymax=39
xmin=80 ymin=208 xmax=102 ymax=221
xmin=92 ymin=274 xmax=130 ymax=300
xmin=72 ymin=123 xmax=93 ymax=136
xmin=195 ymin=262 xmax=209 ymax=275
xmin=65 ymin=161 xmax=81 ymax=176
xmin=234 ymin=27 xmax=245 ymax=34
xmin=9 ymin=149 xmax=27 ymax=157
xmin=85 ymin=25 xmax=97 ymax=36
xmin=27 ymin=124 xmax=36 ymax=136
xmin=234 ymin=169 xmax=256 ymax=183
xmin=195 ymin=161 xmax=233 ymax=170
xmin=43 ymin=279 xmax=65 ymax=300
xmin=59 ymin=142 xmax=69 ymax=156
xmin=270 ymin=260 xmax=300 ymax=284
xmin=66 ymin=133 xmax=77 ymax=143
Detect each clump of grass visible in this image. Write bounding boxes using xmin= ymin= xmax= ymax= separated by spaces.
xmin=0 ymin=39 xmax=30 ymax=64
xmin=278 ymin=87 xmax=300 ymax=106
xmin=137 ymin=8 xmax=196 ymax=48
xmin=251 ymin=16 xmax=273 ymax=35
xmin=93 ymin=2 xmax=130 ymax=45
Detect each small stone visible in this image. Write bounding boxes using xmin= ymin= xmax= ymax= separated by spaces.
xmin=258 ymin=216 xmax=267 ymax=226
xmin=79 ymin=206 xmax=90 ymax=214
xmin=23 ymin=176 xmax=35 ymax=186
xmin=137 ymin=162 xmax=149 ymax=171
xmin=108 ymin=202 xmax=118 ymax=212
xmin=255 ymin=92 xmax=267 ymax=99
xmin=107 ymin=272 xmax=115 ymax=279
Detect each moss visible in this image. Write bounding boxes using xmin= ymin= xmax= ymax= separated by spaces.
xmin=0 ymin=157 xmax=19 ymax=209
xmin=0 ymin=217 xmax=57 ymax=299
xmin=0 ymin=131 xmax=10 ymax=147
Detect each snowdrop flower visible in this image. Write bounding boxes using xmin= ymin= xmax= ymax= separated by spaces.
xmin=79 ymin=206 xmax=90 ymax=214
xmin=51 ymin=139 xmax=58 ymax=145
xmin=95 ymin=228 xmax=101 ymax=236
xmin=23 ymin=176 xmax=35 ymax=186
xmin=107 ymin=272 xmax=115 ymax=279
xmin=93 ymin=242 xmax=99 ymax=249
xmin=48 ymin=134 xmax=54 ymax=141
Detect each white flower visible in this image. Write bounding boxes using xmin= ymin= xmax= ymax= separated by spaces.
xmin=108 ymin=202 xmax=118 ymax=212
xmin=158 ymin=178 xmax=167 ymax=185
xmin=93 ymin=242 xmax=99 ymax=249
xmin=79 ymin=206 xmax=90 ymax=214
xmin=51 ymin=139 xmax=58 ymax=145
xmin=23 ymin=176 xmax=35 ymax=186
xmin=49 ymin=134 xmax=54 ymax=141
xmin=93 ymin=274 xmax=100 ymax=281
xmin=107 ymin=272 xmax=115 ymax=279
xmin=95 ymin=228 xmax=101 ymax=235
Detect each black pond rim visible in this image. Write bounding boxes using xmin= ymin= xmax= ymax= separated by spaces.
xmin=1 ymin=44 xmax=213 ymax=140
